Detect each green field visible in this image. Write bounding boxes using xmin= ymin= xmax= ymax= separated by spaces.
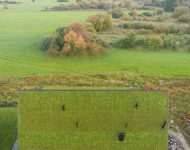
xmin=0 ymin=108 xmax=17 ymax=150
xmin=18 ymin=91 xmax=168 ymax=150
xmin=0 ymin=0 xmax=76 ymax=11
xmin=0 ymin=6 xmax=190 ymax=78
xmin=0 ymin=0 xmax=190 ymax=149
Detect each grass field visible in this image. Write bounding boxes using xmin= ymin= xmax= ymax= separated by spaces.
xmin=0 ymin=108 xmax=17 ymax=150
xmin=0 ymin=6 xmax=190 ymax=78
xmin=18 ymin=91 xmax=168 ymax=150
xmin=0 ymin=0 xmax=76 ymax=11
xmin=0 ymin=0 xmax=189 ymax=149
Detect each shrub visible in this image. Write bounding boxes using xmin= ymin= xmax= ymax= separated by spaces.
xmin=156 ymin=16 xmax=166 ymax=22
xmin=164 ymin=0 xmax=179 ymax=12
xmin=49 ymin=1 xmax=109 ymax=11
xmin=41 ymin=36 xmax=52 ymax=50
xmin=124 ymin=0 xmax=132 ymax=8
xmin=116 ymin=32 xmax=137 ymax=48
xmin=122 ymin=22 xmax=154 ymax=30
xmin=57 ymin=0 xmax=69 ymax=2
xmin=129 ymin=9 xmax=139 ymax=17
xmin=142 ymin=11 xmax=154 ymax=17
xmin=162 ymin=34 xmax=182 ymax=50
xmin=184 ymin=24 xmax=190 ymax=34
xmin=76 ymin=0 xmax=82 ymax=3
xmin=153 ymin=24 xmax=168 ymax=33
xmin=87 ymin=42 xmax=105 ymax=56
xmin=178 ymin=13 xmax=190 ymax=23
xmin=157 ymin=9 xmax=164 ymax=15
xmin=122 ymin=12 xmax=132 ymax=21
xmin=84 ymin=22 xmax=96 ymax=33
xmin=3 ymin=4 xmax=8 ymax=9
xmin=168 ymin=25 xmax=180 ymax=34
xmin=145 ymin=35 xmax=163 ymax=49
xmin=172 ymin=6 xmax=189 ymax=18
xmin=68 ymin=22 xmax=84 ymax=33
xmin=112 ymin=8 xmax=123 ymax=18
xmin=56 ymin=27 xmax=67 ymax=37
xmin=87 ymin=14 xmax=112 ymax=32
xmin=63 ymin=31 xmax=88 ymax=56
xmin=51 ymin=34 xmax=65 ymax=51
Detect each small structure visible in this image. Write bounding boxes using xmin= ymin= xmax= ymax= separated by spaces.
xmin=134 ymin=102 xmax=139 ymax=109
xmin=118 ymin=132 xmax=125 ymax=141
xmin=62 ymin=104 xmax=65 ymax=111
xmin=76 ymin=122 xmax=79 ymax=128
xmin=162 ymin=120 xmax=167 ymax=129
xmin=125 ymin=123 xmax=128 ymax=128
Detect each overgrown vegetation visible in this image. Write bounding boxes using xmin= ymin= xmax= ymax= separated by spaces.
xmin=42 ymin=14 xmax=112 ymax=56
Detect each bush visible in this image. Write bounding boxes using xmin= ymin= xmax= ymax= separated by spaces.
xmin=112 ymin=8 xmax=123 ymax=18
xmin=87 ymin=42 xmax=105 ymax=56
xmin=116 ymin=32 xmax=137 ymax=48
xmin=172 ymin=6 xmax=189 ymax=18
xmin=142 ymin=11 xmax=154 ymax=17
xmin=184 ymin=24 xmax=190 ymax=34
xmin=178 ymin=13 xmax=190 ymax=23
xmin=51 ymin=34 xmax=65 ymax=51
xmin=84 ymin=22 xmax=96 ymax=33
xmin=63 ymin=31 xmax=88 ymax=56
xmin=42 ymin=16 xmax=106 ymax=57
xmin=88 ymin=14 xmax=112 ymax=32
xmin=129 ymin=9 xmax=139 ymax=17
xmin=162 ymin=34 xmax=182 ymax=50
xmin=145 ymin=35 xmax=163 ymax=49
xmin=57 ymin=0 xmax=69 ymax=2
xmin=122 ymin=22 xmax=154 ymax=30
xmin=164 ymin=0 xmax=179 ymax=12
xmin=41 ymin=36 xmax=52 ymax=50
xmin=122 ymin=12 xmax=132 ymax=21
xmin=49 ymin=1 xmax=109 ymax=11
xmin=157 ymin=9 xmax=164 ymax=15
xmin=68 ymin=22 xmax=84 ymax=33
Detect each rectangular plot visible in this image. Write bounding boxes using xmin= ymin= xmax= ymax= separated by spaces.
xmin=18 ymin=90 xmax=168 ymax=150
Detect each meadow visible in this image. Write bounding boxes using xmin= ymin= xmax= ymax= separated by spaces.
xmin=0 ymin=108 xmax=17 ymax=150
xmin=0 ymin=0 xmax=190 ymax=149
xmin=0 ymin=3 xmax=190 ymax=78
xmin=18 ymin=91 xmax=168 ymax=150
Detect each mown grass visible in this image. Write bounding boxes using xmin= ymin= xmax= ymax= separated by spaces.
xmin=0 ymin=0 xmax=76 ymax=11
xmin=18 ymin=91 xmax=168 ymax=150
xmin=0 ymin=8 xmax=190 ymax=78
xmin=0 ymin=108 xmax=17 ymax=150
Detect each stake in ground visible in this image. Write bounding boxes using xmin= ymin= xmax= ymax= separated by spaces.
xmin=18 ymin=91 xmax=168 ymax=150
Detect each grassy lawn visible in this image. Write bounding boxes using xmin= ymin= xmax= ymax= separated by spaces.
xmin=0 ymin=0 xmax=189 ymax=149
xmin=0 ymin=108 xmax=17 ymax=150
xmin=0 ymin=0 xmax=76 ymax=11
xmin=0 ymin=9 xmax=190 ymax=78
xmin=18 ymin=91 xmax=168 ymax=150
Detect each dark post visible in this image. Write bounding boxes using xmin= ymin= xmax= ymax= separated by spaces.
xmin=32 ymin=0 xmax=35 ymax=3
xmin=62 ymin=104 xmax=65 ymax=111
xmin=135 ymin=102 xmax=139 ymax=109
xmin=76 ymin=122 xmax=79 ymax=128
xmin=125 ymin=123 xmax=128 ymax=128
xmin=118 ymin=132 xmax=125 ymax=141
xmin=162 ymin=120 xmax=167 ymax=129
